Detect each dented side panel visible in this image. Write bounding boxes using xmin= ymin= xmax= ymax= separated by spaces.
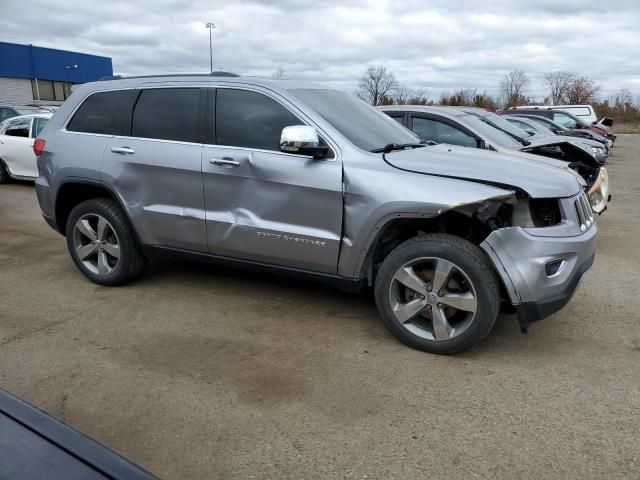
xmin=338 ymin=157 xmax=514 ymax=277
xmin=101 ymin=137 xmax=208 ymax=252
xmin=201 ymin=146 xmax=343 ymax=273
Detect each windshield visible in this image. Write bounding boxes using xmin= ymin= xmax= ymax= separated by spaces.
xmin=527 ymin=116 xmax=568 ymax=132
xmin=509 ymin=117 xmax=550 ymax=135
xmin=473 ymin=111 xmax=530 ymax=141
xmin=288 ymin=89 xmax=418 ymax=151
xmin=460 ymin=114 xmax=523 ymax=149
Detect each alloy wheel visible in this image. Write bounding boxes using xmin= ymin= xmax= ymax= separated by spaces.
xmin=388 ymin=257 xmax=478 ymax=341
xmin=72 ymin=214 xmax=121 ymax=276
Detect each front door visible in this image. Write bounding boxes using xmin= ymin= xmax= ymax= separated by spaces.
xmin=202 ymin=87 xmax=343 ymax=274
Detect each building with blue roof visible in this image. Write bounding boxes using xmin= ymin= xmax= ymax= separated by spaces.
xmin=0 ymin=41 xmax=113 ymax=105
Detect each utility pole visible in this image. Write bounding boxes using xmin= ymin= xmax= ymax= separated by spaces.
xmin=206 ymin=22 xmax=215 ymax=73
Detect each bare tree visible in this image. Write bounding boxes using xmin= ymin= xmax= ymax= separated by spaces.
xmin=271 ymin=64 xmax=286 ymax=80
xmin=565 ymin=76 xmax=600 ymax=104
xmin=392 ymin=84 xmax=428 ymax=105
xmin=612 ymin=88 xmax=633 ymax=107
xmin=356 ymin=66 xmax=398 ymax=106
xmin=500 ymin=70 xmax=529 ymax=107
xmin=544 ymin=71 xmax=574 ymax=104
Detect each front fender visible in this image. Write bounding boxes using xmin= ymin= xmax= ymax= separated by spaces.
xmin=337 ymin=163 xmax=515 ymax=278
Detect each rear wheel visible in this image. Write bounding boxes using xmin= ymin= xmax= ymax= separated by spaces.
xmin=65 ymin=198 xmax=145 ymax=286
xmin=374 ymin=234 xmax=500 ymax=354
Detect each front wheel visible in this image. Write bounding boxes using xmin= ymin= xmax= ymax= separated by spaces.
xmin=374 ymin=234 xmax=500 ymax=354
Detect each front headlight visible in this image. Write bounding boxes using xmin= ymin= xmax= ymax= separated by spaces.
xmin=588 ymin=167 xmax=609 ymax=214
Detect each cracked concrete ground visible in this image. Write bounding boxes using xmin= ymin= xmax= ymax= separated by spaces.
xmin=0 ymin=136 xmax=639 ymax=479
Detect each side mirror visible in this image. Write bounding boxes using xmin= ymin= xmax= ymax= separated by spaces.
xmin=525 ymin=129 xmax=536 ymax=136
xmin=280 ymin=125 xmax=328 ymax=159
xmin=476 ymin=138 xmax=486 ymax=149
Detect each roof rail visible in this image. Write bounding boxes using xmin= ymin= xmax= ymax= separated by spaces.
xmin=98 ymin=71 xmax=240 ymax=81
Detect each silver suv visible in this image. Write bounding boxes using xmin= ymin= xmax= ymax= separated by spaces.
xmin=34 ymin=74 xmax=596 ymax=354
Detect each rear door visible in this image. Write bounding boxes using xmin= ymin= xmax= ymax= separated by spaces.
xmin=0 ymin=117 xmax=34 ymax=177
xmin=201 ymin=87 xmax=343 ymax=273
xmin=101 ymin=87 xmax=207 ymax=252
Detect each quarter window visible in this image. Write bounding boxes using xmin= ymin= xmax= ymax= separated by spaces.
xmin=132 ymin=88 xmax=201 ymax=143
xmin=216 ymin=89 xmax=302 ymax=151
xmin=33 ymin=117 xmax=49 ymax=137
xmin=412 ymin=117 xmax=476 ymax=148
xmin=67 ymin=90 xmax=135 ymax=135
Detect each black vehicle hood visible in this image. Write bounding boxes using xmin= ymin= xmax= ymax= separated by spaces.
xmin=384 ymin=144 xmax=583 ymax=198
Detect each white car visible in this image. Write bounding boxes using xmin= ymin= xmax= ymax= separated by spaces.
xmin=510 ymin=104 xmax=598 ymax=124
xmin=0 ymin=113 xmax=52 ymax=183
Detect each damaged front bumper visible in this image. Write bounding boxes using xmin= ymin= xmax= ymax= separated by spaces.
xmin=481 ymin=223 xmax=597 ymax=332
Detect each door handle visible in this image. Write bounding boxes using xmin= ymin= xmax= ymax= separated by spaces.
xmin=110 ymin=146 xmax=135 ymax=154
xmin=210 ymin=157 xmax=240 ymax=167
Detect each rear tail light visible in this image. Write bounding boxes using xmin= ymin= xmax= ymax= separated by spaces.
xmin=33 ymin=138 xmax=46 ymax=156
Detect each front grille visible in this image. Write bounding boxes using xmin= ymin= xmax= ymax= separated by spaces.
xmin=574 ymin=192 xmax=594 ymax=232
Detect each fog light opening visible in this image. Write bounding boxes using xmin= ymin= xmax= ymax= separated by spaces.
xmin=545 ymin=259 xmax=565 ymax=277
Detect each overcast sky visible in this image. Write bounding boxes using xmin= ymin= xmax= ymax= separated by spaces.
xmin=2 ymin=0 xmax=639 ymax=99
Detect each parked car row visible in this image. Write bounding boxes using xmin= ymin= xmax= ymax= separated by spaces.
xmin=498 ymin=106 xmax=616 ymax=147
xmin=25 ymin=73 xmax=601 ymax=355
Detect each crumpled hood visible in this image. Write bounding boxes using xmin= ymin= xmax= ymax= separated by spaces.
xmin=531 ymin=133 xmax=604 ymax=150
xmin=384 ymin=144 xmax=583 ymax=198
xmin=521 ymin=136 xmax=600 ymax=168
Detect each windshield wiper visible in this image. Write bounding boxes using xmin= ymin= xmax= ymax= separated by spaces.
xmin=370 ymin=142 xmax=429 ymax=154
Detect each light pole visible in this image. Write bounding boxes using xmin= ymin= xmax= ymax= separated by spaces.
xmin=205 ymin=22 xmax=215 ymax=73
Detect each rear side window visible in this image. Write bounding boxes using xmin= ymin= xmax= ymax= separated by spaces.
xmin=132 ymin=88 xmax=202 ymax=143
xmin=216 ymin=89 xmax=302 ymax=151
xmin=387 ymin=114 xmax=405 ymax=125
xmin=67 ymin=90 xmax=134 ymax=135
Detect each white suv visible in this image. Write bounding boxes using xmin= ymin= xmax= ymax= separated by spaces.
xmin=0 ymin=113 xmax=52 ymax=182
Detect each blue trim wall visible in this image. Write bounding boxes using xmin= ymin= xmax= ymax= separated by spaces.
xmin=0 ymin=42 xmax=112 ymax=83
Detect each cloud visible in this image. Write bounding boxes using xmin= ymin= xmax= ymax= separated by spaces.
xmin=1 ymin=0 xmax=639 ymax=99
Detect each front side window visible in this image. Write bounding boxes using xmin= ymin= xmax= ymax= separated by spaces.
xmin=289 ymin=88 xmax=418 ymax=152
xmin=4 ymin=118 xmax=30 ymax=138
xmin=412 ymin=117 xmax=476 ymax=148
xmin=553 ymin=112 xmax=577 ymax=129
xmin=67 ymin=90 xmax=135 ymax=135
xmin=132 ymin=88 xmax=201 ymax=143
xmin=216 ymin=89 xmax=302 ymax=151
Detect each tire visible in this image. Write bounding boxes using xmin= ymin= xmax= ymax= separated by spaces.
xmin=0 ymin=160 xmax=9 ymax=184
xmin=65 ymin=198 xmax=146 ymax=286
xmin=374 ymin=234 xmax=500 ymax=354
